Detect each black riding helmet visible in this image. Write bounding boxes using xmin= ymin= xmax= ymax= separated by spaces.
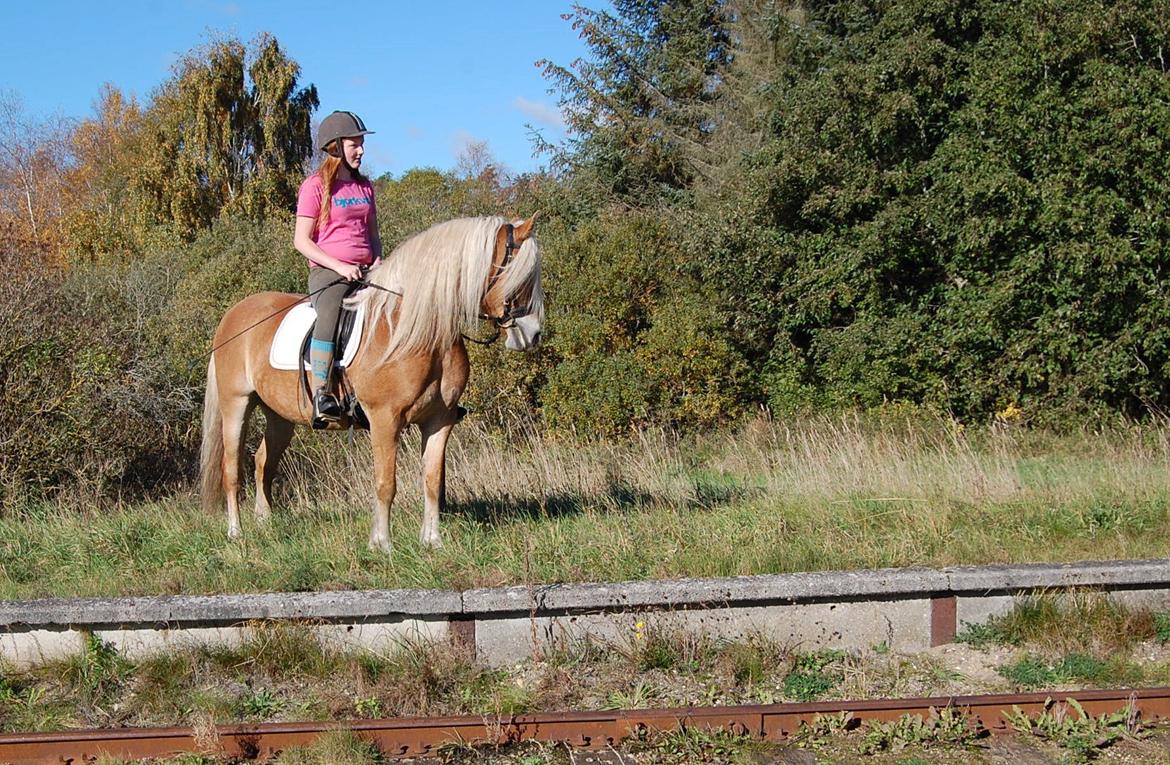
xmin=317 ymin=110 xmax=375 ymax=154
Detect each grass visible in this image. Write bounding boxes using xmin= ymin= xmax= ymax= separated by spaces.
xmin=4 ymin=413 xmax=1170 ymax=598
xmin=996 ymin=653 xmax=1134 ymax=688
xmin=782 ymin=649 xmax=847 ymax=701
xmin=952 ymin=592 xmax=1170 ymax=693
xmin=956 ymin=590 xmax=1162 ymax=655
xmin=7 ymin=612 xmax=1170 ymax=763
xmin=0 ymin=620 xmax=961 ymax=734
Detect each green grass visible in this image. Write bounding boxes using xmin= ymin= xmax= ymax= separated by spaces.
xmin=996 ymin=653 xmax=1124 ymax=687
xmin=4 ymin=415 xmax=1170 ymax=598
xmin=956 ymin=591 xmax=1161 ymax=656
xmin=783 ymin=650 xmax=847 ymax=701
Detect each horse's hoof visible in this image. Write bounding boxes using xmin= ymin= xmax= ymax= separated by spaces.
xmin=228 ymin=526 xmax=242 ymax=540
xmin=420 ymin=532 xmax=443 ymax=549
xmin=368 ymin=536 xmax=393 ymax=555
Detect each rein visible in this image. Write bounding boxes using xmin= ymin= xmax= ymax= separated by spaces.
xmin=211 ymin=221 xmax=527 ymax=355
xmin=207 ymin=274 xmax=401 ymax=357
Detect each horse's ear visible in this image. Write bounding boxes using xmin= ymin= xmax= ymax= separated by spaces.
xmin=514 ymin=212 xmax=539 ymax=242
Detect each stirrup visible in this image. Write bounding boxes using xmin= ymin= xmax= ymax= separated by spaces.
xmin=312 ymin=389 xmax=343 ymax=429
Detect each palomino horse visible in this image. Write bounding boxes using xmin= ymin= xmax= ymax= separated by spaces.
xmin=199 ymin=215 xmax=543 ymax=552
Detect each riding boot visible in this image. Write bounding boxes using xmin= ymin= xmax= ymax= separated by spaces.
xmin=310 ymin=339 xmax=342 ymax=428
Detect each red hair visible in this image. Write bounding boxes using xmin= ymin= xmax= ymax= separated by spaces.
xmin=314 ymin=142 xmax=368 ymax=230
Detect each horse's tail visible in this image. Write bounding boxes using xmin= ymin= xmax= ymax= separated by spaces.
xmin=199 ymin=355 xmax=225 ymax=513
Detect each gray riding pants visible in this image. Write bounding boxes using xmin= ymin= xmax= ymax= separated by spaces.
xmin=308 ymin=268 xmax=354 ymax=345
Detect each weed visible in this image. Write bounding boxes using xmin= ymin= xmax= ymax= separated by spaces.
xmin=1004 ymin=697 xmax=1144 ymax=763
xmin=0 ymin=685 xmax=73 ymax=732
xmin=619 ymin=621 xmax=719 ymax=674
xmin=795 ymin=711 xmax=857 ymax=748
xmin=955 ymin=621 xmax=1000 ymax=649
xmin=354 ymin=696 xmax=383 ymax=718
xmin=226 ymin=621 xmax=342 ymax=677
xmin=274 ymin=729 xmax=383 ymax=765
xmin=235 ymin=688 xmax=283 ymax=720
xmin=436 ymin=740 xmax=567 ymax=765
xmin=629 ymin=726 xmax=770 ymax=764
xmin=1154 ymin=613 xmax=1170 ymax=644
xmin=997 ymin=653 xmax=1140 ymax=688
xmin=783 ymin=650 xmax=845 ymax=701
xmin=860 ymin=706 xmax=976 ymax=755
xmin=952 ymin=592 xmax=1155 ymax=656
xmin=59 ymin=632 xmax=130 ymax=706
xmin=605 ymin=681 xmax=658 ymax=710
xmin=717 ymin=634 xmax=788 ymax=689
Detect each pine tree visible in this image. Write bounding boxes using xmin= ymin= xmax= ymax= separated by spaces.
xmin=539 ymin=0 xmax=730 ymax=203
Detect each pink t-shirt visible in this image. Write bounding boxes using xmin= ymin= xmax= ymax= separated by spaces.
xmin=296 ymin=174 xmax=377 ymax=267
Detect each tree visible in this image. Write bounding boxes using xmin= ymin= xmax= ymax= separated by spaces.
xmin=540 ymin=0 xmax=730 ymax=202
xmin=136 ymin=34 xmax=318 ymax=237
xmin=0 ymin=90 xmax=69 ymax=251
xmin=59 ymin=84 xmax=146 ymax=259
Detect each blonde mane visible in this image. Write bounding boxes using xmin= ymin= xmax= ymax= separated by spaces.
xmin=355 ymin=216 xmax=543 ymax=361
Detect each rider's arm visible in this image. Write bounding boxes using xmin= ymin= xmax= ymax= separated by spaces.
xmin=294 ymin=215 xmax=362 ymax=281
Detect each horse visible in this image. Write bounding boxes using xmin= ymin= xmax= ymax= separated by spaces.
xmin=198 ymin=215 xmax=544 ymax=552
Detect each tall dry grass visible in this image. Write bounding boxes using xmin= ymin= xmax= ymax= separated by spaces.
xmin=282 ymin=413 xmax=1170 ymax=516
xmin=3 ymin=413 xmax=1169 ymax=598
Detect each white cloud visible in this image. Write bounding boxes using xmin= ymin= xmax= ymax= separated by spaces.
xmin=511 ymin=97 xmax=565 ymax=130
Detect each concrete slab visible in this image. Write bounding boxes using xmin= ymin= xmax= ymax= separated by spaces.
xmin=1108 ymin=588 xmax=1170 ymax=611
xmin=474 ymin=600 xmax=933 ymax=665
xmin=98 ymin=626 xmax=247 ymax=659
xmin=463 ymin=568 xmax=950 ymax=614
xmin=315 ymin=618 xmax=448 ymax=656
xmin=0 ymin=629 xmax=84 ymax=669
xmin=6 ymin=559 xmax=1170 ymax=668
xmin=0 ymin=589 xmax=461 ymax=630
xmin=955 ymin=595 xmax=1016 ymax=633
xmin=945 ymin=559 xmax=1170 ymax=594
xmin=96 ymin=618 xmax=451 ymax=661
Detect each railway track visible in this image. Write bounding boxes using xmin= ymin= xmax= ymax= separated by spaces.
xmin=1 ymin=687 xmax=1167 ymax=764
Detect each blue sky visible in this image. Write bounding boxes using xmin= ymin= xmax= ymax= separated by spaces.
xmin=0 ymin=0 xmax=602 ymax=177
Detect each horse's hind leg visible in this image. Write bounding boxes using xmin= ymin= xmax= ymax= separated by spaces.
xmin=254 ymin=408 xmax=294 ymax=523
xmin=419 ymin=414 xmax=457 ymax=549
xmin=221 ymin=395 xmax=255 ymax=539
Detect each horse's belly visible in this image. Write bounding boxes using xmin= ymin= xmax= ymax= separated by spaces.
xmin=252 ymin=366 xmax=314 ymax=424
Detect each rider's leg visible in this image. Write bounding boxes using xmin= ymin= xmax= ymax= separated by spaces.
xmin=308 ymin=268 xmax=350 ymax=424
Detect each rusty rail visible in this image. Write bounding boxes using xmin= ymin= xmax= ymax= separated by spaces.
xmin=2 ymin=687 xmax=1167 ymax=763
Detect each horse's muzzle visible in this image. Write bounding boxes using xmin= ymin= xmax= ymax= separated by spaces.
xmin=505 ymin=315 xmax=543 ymax=352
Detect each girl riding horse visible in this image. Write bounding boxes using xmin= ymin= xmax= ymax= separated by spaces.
xmin=293 ymin=110 xmax=382 ymax=427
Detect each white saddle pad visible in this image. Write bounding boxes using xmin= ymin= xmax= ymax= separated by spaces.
xmin=269 ymin=302 xmax=366 ymax=371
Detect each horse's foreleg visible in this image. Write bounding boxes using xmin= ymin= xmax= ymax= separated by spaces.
xmin=419 ymin=415 xmax=456 ymax=549
xmin=221 ymin=396 xmax=253 ymax=540
xmin=369 ymin=411 xmax=403 ymax=554
xmin=254 ymin=410 xmax=294 ymax=523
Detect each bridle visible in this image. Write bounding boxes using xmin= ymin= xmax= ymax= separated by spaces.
xmin=467 ymin=223 xmax=533 ymax=345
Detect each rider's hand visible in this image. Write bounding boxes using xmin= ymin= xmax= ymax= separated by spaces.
xmin=336 ymin=263 xmax=363 ymax=282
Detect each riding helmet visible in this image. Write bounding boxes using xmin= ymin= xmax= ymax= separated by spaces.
xmin=317 ymin=111 xmax=375 ymax=153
